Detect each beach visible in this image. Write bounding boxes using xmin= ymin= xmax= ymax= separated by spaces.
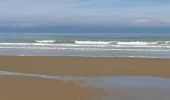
xmin=0 ymin=56 xmax=170 ymax=100
xmin=1 ymin=0 xmax=170 ymax=99
xmin=0 ymin=76 xmax=104 ymax=100
xmin=0 ymin=56 xmax=170 ymax=77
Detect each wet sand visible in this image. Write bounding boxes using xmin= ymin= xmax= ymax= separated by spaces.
xmin=0 ymin=76 xmax=106 ymax=100
xmin=0 ymin=56 xmax=170 ymax=77
xmin=0 ymin=56 xmax=170 ymax=100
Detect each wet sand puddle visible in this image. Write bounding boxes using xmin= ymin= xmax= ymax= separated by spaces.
xmin=0 ymin=71 xmax=170 ymax=100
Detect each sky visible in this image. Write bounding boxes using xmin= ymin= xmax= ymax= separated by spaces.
xmin=0 ymin=0 xmax=170 ymax=32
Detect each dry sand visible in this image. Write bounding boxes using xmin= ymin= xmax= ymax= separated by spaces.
xmin=0 ymin=56 xmax=170 ymax=100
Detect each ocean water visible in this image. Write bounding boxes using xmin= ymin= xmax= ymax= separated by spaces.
xmin=0 ymin=32 xmax=170 ymax=58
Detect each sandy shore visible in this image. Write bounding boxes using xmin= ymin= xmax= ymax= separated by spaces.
xmin=0 ymin=56 xmax=170 ymax=77
xmin=0 ymin=56 xmax=170 ymax=100
xmin=0 ymin=76 xmax=106 ymax=100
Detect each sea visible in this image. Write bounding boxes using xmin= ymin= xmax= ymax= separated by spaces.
xmin=0 ymin=32 xmax=170 ymax=58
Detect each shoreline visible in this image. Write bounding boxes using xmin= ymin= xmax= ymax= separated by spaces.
xmin=3 ymin=55 xmax=170 ymax=59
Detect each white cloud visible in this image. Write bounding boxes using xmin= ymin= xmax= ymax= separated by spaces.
xmin=159 ymin=19 xmax=170 ymax=24
xmin=133 ymin=19 xmax=151 ymax=24
xmin=133 ymin=18 xmax=170 ymax=26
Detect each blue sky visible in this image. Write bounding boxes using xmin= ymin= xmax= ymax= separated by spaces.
xmin=0 ymin=0 xmax=170 ymax=28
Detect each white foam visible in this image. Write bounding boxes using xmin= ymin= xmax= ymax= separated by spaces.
xmin=75 ymin=41 xmax=111 ymax=45
xmin=35 ymin=40 xmax=56 ymax=43
xmin=117 ymin=41 xmax=157 ymax=46
xmin=1 ymin=41 xmax=170 ymax=46
xmin=74 ymin=40 xmax=170 ymax=46
xmin=0 ymin=41 xmax=170 ymax=52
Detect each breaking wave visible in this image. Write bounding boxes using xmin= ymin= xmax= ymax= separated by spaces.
xmin=1 ymin=40 xmax=170 ymax=57
xmin=0 ymin=40 xmax=170 ymax=52
xmin=34 ymin=40 xmax=170 ymax=46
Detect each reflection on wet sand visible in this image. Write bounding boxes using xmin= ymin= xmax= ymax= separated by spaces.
xmin=0 ymin=71 xmax=170 ymax=100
